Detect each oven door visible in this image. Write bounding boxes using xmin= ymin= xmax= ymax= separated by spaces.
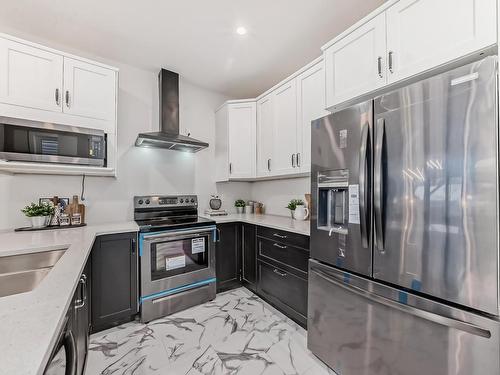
xmin=139 ymin=226 xmax=216 ymax=299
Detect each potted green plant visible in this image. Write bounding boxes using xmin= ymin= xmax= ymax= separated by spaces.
xmin=21 ymin=202 xmax=55 ymax=228
xmin=286 ymin=199 xmax=305 ymax=219
xmin=234 ymin=199 xmax=246 ymax=214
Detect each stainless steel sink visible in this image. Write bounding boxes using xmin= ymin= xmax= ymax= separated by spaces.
xmin=0 ymin=249 xmax=66 ymax=297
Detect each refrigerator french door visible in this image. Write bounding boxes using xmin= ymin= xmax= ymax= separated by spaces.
xmin=310 ymin=101 xmax=373 ymax=276
xmin=308 ymin=55 xmax=500 ymax=375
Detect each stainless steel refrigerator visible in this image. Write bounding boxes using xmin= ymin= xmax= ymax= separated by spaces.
xmin=308 ymin=55 xmax=500 ymax=375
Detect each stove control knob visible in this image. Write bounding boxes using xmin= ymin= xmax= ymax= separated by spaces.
xmin=180 ymin=199 xmax=184 ymax=203
xmin=138 ymin=199 xmax=144 ymax=205
xmin=145 ymin=199 xmax=150 ymax=204
xmin=191 ymin=198 xmax=195 ymax=203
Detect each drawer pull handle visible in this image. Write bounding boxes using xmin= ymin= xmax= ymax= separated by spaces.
xmin=273 ymin=269 xmax=287 ymax=277
xmin=273 ymin=243 xmax=287 ymax=249
xmin=273 ymin=233 xmax=287 ymax=239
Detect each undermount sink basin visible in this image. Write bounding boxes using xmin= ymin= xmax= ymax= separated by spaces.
xmin=0 ymin=249 xmax=66 ymax=298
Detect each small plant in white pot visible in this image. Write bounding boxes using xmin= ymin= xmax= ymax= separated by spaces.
xmin=286 ymin=199 xmax=304 ymax=219
xmin=234 ymin=199 xmax=246 ymax=214
xmin=22 ymin=202 xmax=55 ymax=228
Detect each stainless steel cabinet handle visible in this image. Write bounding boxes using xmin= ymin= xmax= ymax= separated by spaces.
xmin=273 ymin=233 xmax=287 ymax=239
xmin=65 ymin=330 xmax=78 ymax=375
xmin=291 ymin=154 xmax=296 ymax=167
xmin=273 ymin=243 xmax=287 ymax=249
xmin=216 ymin=228 xmax=221 ymax=242
xmin=65 ymin=90 xmax=70 ymax=108
xmin=388 ymin=51 xmax=394 ymax=74
xmin=359 ymin=123 xmax=370 ymax=248
xmin=296 ymin=153 xmax=301 ymax=167
xmin=131 ymin=238 xmax=136 ymax=254
xmin=377 ymin=56 xmax=383 ymax=78
xmin=374 ymin=118 xmax=385 ymax=251
xmin=74 ymin=275 xmax=87 ymax=309
xmin=229 ymin=163 xmax=232 ymax=174
xmin=273 ymin=268 xmax=287 ymax=277
xmin=55 ymin=88 xmax=60 ymax=105
xmin=267 ymin=158 xmax=271 ymax=171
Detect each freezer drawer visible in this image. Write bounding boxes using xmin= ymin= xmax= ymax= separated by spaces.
xmin=308 ymin=260 xmax=500 ymax=375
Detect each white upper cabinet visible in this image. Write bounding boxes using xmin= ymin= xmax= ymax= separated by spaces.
xmin=386 ymin=0 xmax=497 ymax=83
xmin=271 ymin=79 xmax=298 ymax=176
xmin=256 ymin=94 xmax=274 ymax=177
xmin=0 ymin=38 xmax=63 ymax=112
xmin=296 ymin=61 xmax=328 ymax=174
xmin=0 ymin=34 xmax=118 ymax=135
xmin=324 ymin=13 xmax=387 ymax=108
xmin=63 ymin=57 xmax=116 ymax=124
xmin=215 ymin=100 xmax=256 ymax=181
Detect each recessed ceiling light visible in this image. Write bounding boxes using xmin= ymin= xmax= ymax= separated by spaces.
xmin=236 ymin=26 xmax=247 ymax=36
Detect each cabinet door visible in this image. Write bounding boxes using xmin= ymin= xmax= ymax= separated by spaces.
xmin=386 ymin=0 xmax=496 ymax=84
xmin=256 ymin=94 xmax=274 ymax=177
xmin=324 ymin=12 xmax=387 ymax=108
xmin=91 ymin=232 xmax=138 ymax=333
xmin=74 ymin=261 xmax=90 ymax=375
xmin=63 ymin=57 xmax=116 ymax=124
xmin=215 ymin=223 xmax=241 ymax=292
xmin=296 ymin=61 xmax=329 ymax=174
xmin=0 ymin=38 xmax=63 ymax=112
xmin=228 ymin=102 xmax=256 ymax=179
xmin=272 ymin=79 xmax=298 ymax=175
xmin=215 ymin=106 xmax=229 ymax=182
xmin=241 ymin=223 xmax=256 ymax=291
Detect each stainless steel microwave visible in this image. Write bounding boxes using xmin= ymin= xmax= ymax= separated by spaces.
xmin=0 ymin=117 xmax=106 ymax=167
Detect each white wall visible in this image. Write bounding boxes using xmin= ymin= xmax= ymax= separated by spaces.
xmin=249 ymin=177 xmax=310 ymax=217
xmin=0 ymin=42 xmax=252 ymax=229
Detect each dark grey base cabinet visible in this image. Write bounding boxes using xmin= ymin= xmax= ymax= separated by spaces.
xmin=241 ymin=223 xmax=257 ymax=292
xmin=91 ymin=232 xmax=138 ymax=333
xmin=214 ymin=222 xmax=309 ymax=328
xmin=215 ymin=223 xmax=241 ymax=293
xmin=256 ymin=226 xmax=310 ymax=328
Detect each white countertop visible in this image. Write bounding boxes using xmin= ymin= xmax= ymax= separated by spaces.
xmin=201 ymin=213 xmax=310 ymax=236
xmin=0 ymin=221 xmax=139 ymax=375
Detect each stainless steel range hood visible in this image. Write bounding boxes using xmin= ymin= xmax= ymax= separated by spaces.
xmin=135 ymin=69 xmax=208 ymax=152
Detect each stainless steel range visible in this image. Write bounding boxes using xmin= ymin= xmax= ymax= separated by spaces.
xmin=134 ymin=195 xmax=216 ymax=323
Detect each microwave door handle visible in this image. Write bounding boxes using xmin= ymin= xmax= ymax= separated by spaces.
xmin=374 ymin=118 xmax=385 ymax=251
xmin=359 ymin=123 xmax=370 ymax=248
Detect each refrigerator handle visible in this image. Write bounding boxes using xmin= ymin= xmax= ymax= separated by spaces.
xmin=359 ymin=123 xmax=370 ymax=248
xmin=374 ymin=118 xmax=385 ymax=251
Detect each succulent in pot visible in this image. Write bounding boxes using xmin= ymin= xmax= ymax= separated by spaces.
xmin=21 ymin=202 xmax=55 ymax=228
xmin=234 ymin=199 xmax=246 ymax=214
xmin=286 ymin=199 xmax=305 ymax=219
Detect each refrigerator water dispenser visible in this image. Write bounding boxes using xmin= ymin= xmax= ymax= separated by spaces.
xmin=317 ymin=170 xmax=348 ymax=235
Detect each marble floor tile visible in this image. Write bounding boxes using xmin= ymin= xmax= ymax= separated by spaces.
xmin=86 ymin=288 xmax=333 ymax=375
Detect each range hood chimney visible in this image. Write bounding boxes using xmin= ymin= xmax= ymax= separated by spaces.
xmin=135 ymin=69 xmax=208 ymax=152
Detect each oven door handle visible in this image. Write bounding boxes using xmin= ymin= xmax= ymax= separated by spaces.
xmin=141 ymin=226 xmax=216 ymax=241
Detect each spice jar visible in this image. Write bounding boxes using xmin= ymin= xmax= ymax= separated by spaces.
xmin=59 ymin=213 xmax=70 ymax=226
xmin=71 ymin=213 xmax=82 ymax=226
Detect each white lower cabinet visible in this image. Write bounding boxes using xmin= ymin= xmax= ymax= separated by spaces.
xmin=386 ymin=0 xmax=497 ymax=84
xmin=215 ymin=100 xmax=256 ymax=181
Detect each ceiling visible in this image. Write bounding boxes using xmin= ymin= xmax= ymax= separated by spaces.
xmin=0 ymin=0 xmax=383 ymax=98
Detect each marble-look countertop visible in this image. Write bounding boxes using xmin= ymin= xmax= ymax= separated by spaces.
xmin=0 ymin=221 xmax=139 ymax=375
xmin=201 ymin=213 xmax=310 ymax=236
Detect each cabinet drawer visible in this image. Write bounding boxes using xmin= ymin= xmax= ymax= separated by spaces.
xmin=258 ymin=260 xmax=307 ymax=325
xmin=256 ymin=226 xmax=309 ymax=249
xmin=258 ymin=237 xmax=309 ymax=274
